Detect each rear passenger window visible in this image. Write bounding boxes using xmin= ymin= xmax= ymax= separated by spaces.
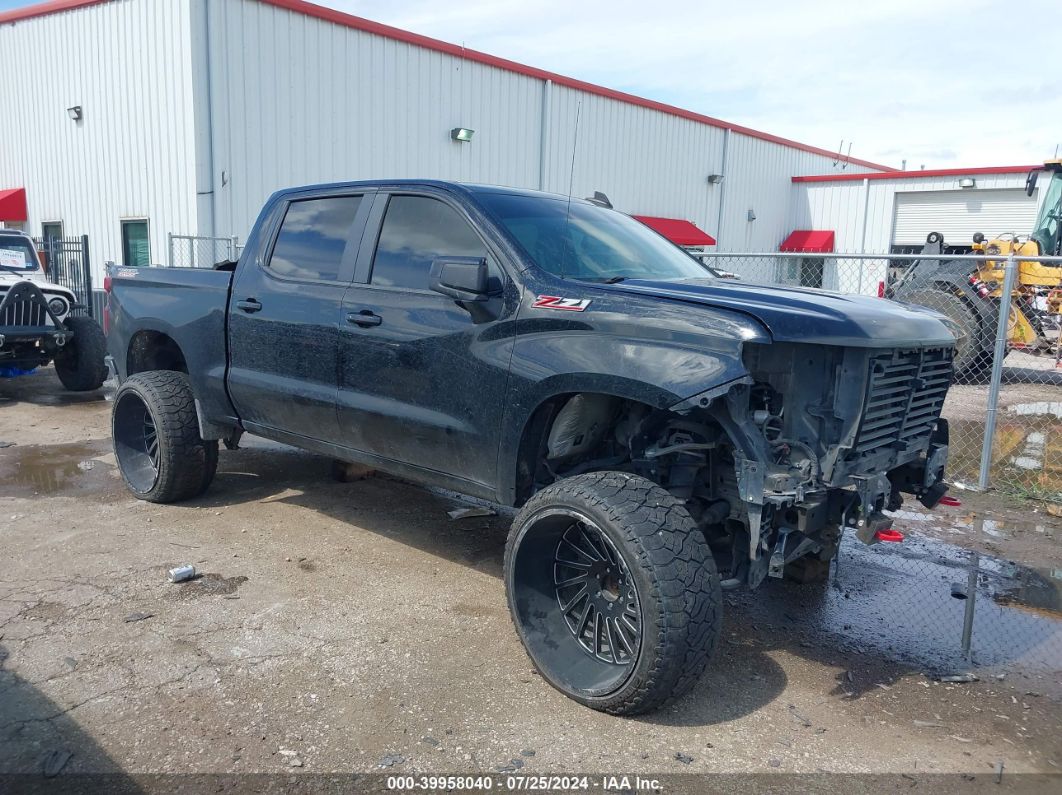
xmin=269 ymin=196 xmax=362 ymax=281
xmin=371 ymin=196 xmax=487 ymax=290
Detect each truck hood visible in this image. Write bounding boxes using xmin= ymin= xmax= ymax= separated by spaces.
xmin=606 ymin=278 xmax=956 ymax=347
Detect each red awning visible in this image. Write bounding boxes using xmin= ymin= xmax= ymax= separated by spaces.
xmin=0 ymin=188 xmax=28 ymax=222
xmin=632 ymin=215 xmax=716 ymax=247
xmin=780 ymin=229 xmax=834 ymax=253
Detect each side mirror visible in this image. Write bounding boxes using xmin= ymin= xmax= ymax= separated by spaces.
xmin=429 ymin=256 xmax=490 ymax=302
xmin=1026 ymin=169 xmax=1038 ymax=197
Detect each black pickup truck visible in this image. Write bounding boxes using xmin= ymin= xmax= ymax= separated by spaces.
xmin=106 ymin=181 xmax=956 ymax=715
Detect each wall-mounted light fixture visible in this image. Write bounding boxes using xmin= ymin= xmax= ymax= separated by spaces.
xmin=706 ymin=174 xmax=725 ymax=184
xmin=958 ymin=177 xmax=976 ymax=188
xmin=450 ymin=127 xmax=474 ymax=143
xmin=67 ymin=105 xmax=83 ymax=121
xmin=747 ymin=208 xmax=757 ymax=222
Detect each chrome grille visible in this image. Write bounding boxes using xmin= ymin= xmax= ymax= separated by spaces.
xmin=850 ymin=347 xmax=953 ymax=458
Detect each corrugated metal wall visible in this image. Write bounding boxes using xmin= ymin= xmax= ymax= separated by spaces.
xmin=0 ymin=0 xmax=199 ymax=284
xmin=791 ymin=172 xmax=1043 ymax=253
xmin=892 ymin=189 xmax=1040 ymax=245
xmin=785 ymin=171 xmax=1047 ymax=295
xmin=2 ymin=0 xmax=882 ymax=279
xmin=206 ymin=0 xmax=875 ymax=249
xmin=206 ymin=0 xmax=544 ymax=244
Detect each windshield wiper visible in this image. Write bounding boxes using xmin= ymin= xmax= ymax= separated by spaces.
xmin=604 ymin=276 xmax=627 ymax=284
xmin=0 ymin=264 xmax=27 ymax=276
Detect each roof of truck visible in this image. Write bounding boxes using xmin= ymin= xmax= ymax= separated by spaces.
xmin=276 ymin=180 xmax=583 ymax=203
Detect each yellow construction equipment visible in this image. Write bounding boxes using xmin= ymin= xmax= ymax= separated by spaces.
xmin=890 ymin=160 xmax=1062 ymax=378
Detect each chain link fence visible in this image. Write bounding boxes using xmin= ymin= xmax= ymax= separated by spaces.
xmin=167 ymin=234 xmax=241 ymax=269
xmin=696 ymin=250 xmax=1062 ymax=677
xmin=697 ymin=251 xmax=1062 ymax=502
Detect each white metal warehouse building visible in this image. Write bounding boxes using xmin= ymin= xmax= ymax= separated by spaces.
xmin=0 ymin=0 xmax=1048 ymax=298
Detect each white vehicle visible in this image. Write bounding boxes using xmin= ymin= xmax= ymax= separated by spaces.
xmin=0 ymin=230 xmax=107 ymax=390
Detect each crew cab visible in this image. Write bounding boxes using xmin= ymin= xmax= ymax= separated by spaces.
xmin=0 ymin=230 xmax=107 ymax=390
xmin=106 ymin=181 xmax=956 ymax=714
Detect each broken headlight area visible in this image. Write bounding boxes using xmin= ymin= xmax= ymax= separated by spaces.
xmin=660 ymin=342 xmax=954 ymax=589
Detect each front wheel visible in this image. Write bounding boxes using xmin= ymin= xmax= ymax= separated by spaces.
xmin=112 ymin=371 xmax=219 ymax=503
xmin=505 ymin=471 xmax=722 ymax=715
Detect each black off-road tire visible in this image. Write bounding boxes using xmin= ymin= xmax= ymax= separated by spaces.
xmin=902 ymin=289 xmax=992 ymax=381
xmin=505 ymin=471 xmax=722 ymax=715
xmin=112 ymin=371 xmax=219 ymax=503
xmin=53 ymin=315 xmax=108 ymax=391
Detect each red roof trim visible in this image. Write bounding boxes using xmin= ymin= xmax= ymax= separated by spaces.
xmin=632 ymin=215 xmax=716 ymax=247
xmin=0 ymin=188 xmax=28 ymax=222
xmin=0 ymin=0 xmax=110 ymax=24
xmin=792 ymin=165 xmax=1039 ymax=183
xmin=780 ymin=230 xmax=834 ymax=253
xmin=1 ymin=0 xmax=894 ymax=172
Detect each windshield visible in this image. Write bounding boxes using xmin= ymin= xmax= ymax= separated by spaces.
xmin=0 ymin=235 xmax=40 ymax=272
xmin=475 ymin=192 xmax=713 ymax=282
xmin=1032 ymin=171 xmax=1062 ymax=255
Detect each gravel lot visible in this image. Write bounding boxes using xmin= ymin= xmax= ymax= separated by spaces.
xmin=1 ymin=369 xmax=1060 ymax=788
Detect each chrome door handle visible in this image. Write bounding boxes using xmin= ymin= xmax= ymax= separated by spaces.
xmin=236 ymin=298 xmax=262 ymax=313
xmin=347 ymin=310 xmax=382 ymax=327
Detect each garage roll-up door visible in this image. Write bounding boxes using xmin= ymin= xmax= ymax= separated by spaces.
xmin=892 ymin=188 xmax=1039 ymax=247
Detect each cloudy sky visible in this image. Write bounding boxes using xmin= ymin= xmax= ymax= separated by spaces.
xmin=318 ymin=0 xmax=1060 ymax=169
xmin=3 ymin=0 xmax=1058 ymax=168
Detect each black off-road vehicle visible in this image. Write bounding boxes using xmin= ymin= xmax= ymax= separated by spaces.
xmin=104 ymin=182 xmax=956 ymax=714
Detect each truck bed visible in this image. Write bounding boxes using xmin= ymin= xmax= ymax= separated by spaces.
xmin=107 ymin=266 xmax=237 ymax=433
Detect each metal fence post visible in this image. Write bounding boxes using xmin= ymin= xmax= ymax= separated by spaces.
xmin=977 ymin=253 xmax=1019 ymax=491
xmin=81 ymin=234 xmax=93 ymax=318
xmin=167 ymin=233 xmax=174 ymax=268
xmin=961 ymin=550 xmax=978 ymax=660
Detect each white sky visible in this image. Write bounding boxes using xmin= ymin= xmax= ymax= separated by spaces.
xmin=319 ymin=0 xmax=1061 ymax=169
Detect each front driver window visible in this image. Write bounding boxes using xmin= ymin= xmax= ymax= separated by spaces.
xmin=371 ymin=196 xmax=487 ymax=290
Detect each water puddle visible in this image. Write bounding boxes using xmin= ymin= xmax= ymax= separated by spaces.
xmin=890 ymin=509 xmax=1053 ymax=544
xmin=0 ymin=442 xmax=113 ymax=497
xmin=741 ymin=531 xmax=1062 ymax=676
xmin=0 ymin=369 xmax=109 ymax=407
xmin=30 ymin=392 xmax=108 ymax=407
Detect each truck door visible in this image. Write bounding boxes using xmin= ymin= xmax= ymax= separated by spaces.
xmin=337 ymin=191 xmax=517 ymax=490
xmin=227 ymin=191 xmax=371 ymax=441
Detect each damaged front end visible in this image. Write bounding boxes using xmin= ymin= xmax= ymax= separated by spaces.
xmin=661 ymin=342 xmax=954 ymax=589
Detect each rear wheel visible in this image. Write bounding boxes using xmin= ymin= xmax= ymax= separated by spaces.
xmin=112 ymin=371 xmax=218 ymax=503
xmin=505 ymin=471 xmax=721 ymax=715
xmin=902 ymin=288 xmax=991 ymax=380
xmin=54 ymin=315 xmax=107 ymax=391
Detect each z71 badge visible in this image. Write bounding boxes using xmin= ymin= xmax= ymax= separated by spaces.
xmin=532 ymin=295 xmax=591 ymax=311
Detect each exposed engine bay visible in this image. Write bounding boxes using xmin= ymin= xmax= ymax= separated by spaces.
xmin=534 ymin=342 xmax=953 ymax=588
